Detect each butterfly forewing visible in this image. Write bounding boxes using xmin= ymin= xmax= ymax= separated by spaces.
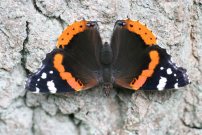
xmin=26 ymin=21 xmax=102 ymax=93
xmin=111 ymin=19 xmax=190 ymax=91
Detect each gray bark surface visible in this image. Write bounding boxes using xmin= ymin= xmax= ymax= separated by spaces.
xmin=0 ymin=0 xmax=201 ymax=135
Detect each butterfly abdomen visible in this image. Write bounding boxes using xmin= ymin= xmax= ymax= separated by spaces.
xmin=100 ymin=42 xmax=114 ymax=93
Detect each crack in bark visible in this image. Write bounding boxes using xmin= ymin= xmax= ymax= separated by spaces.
xmin=0 ymin=28 xmax=10 ymax=39
xmin=64 ymin=0 xmax=70 ymax=7
xmin=190 ymin=24 xmax=200 ymax=63
xmin=31 ymin=108 xmax=36 ymax=135
xmin=18 ymin=0 xmax=202 ymax=134
xmin=20 ymin=21 xmax=30 ymax=76
xmin=152 ymin=0 xmax=175 ymax=21
xmin=189 ymin=1 xmax=202 ymax=74
xmin=180 ymin=2 xmax=202 ymax=130
xmin=184 ymin=0 xmax=202 ymax=86
xmin=114 ymin=90 xmax=131 ymax=131
xmin=134 ymin=0 xmax=155 ymax=12
xmin=0 ymin=27 xmax=12 ymax=47
xmin=32 ymin=0 xmax=66 ymax=29
xmin=68 ymin=113 xmax=81 ymax=135
xmin=181 ymin=117 xmax=202 ymax=130
xmin=190 ymin=1 xmax=200 ymax=62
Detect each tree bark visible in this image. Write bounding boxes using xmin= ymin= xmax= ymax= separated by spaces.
xmin=0 ymin=0 xmax=201 ymax=134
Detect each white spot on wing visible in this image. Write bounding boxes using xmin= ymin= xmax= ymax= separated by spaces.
xmin=174 ymin=74 xmax=177 ymax=77
xmin=47 ymin=80 xmax=57 ymax=93
xmin=174 ymin=83 xmax=179 ymax=89
xmin=41 ymin=73 xmax=47 ymax=79
xmin=157 ymin=77 xmax=167 ymax=91
xmin=160 ymin=67 xmax=164 ymax=70
xmin=33 ymin=87 xmax=40 ymax=93
xmin=49 ymin=71 xmax=53 ymax=74
xmin=166 ymin=68 xmax=172 ymax=75
xmin=37 ymin=78 xmax=40 ymax=81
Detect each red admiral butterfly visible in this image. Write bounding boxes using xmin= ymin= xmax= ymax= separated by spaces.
xmin=26 ymin=19 xmax=190 ymax=94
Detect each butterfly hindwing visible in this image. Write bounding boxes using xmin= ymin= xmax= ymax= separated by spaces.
xmin=26 ymin=21 xmax=102 ymax=93
xmin=111 ymin=19 xmax=189 ymax=91
xmin=26 ymin=49 xmax=76 ymax=93
xmin=140 ymin=46 xmax=189 ymax=90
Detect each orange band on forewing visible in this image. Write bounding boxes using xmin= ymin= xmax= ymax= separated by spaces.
xmin=149 ymin=51 xmax=159 ymax=69
xmin=130 ymin=50 xmax=159 ymax=90
xmin=124 ymin=19 xmax=157 ymax=46
xmin=56 ymin=20 xmax=87 ymax=48
xmin=53 ymin=54 xmax=65 ymax=72
xmin=53 ymin=54 xmax=84 ymax=91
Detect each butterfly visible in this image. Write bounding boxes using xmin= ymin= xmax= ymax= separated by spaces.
xmin=26 ymin=19 xmax=190 ymax=94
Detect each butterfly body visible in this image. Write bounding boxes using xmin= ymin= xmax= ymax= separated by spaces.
xmin=26 ymin=19 xmax=190 ymax=94
xmin=99 ymin=42 xmax=114 ymax=94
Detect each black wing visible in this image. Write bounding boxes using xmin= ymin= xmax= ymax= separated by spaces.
xmin=26 ymin=20 xmax=102 ymax=93
xmin=111 ymin=19 xmax=190 ymax=91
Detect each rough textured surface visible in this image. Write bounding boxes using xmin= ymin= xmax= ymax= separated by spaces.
xmin=0 ymin=0 xmax=201 ymax=134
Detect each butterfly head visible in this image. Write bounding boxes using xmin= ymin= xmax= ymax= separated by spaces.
xmin=115 ymin=20 xmax=126 ymax=27
xmin=86 ymin=21 xmax=98 ymax=28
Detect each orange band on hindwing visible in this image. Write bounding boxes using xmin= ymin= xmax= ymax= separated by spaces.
xmin=124 ymin=19 xmax=157 ymax=46
xmin=57 ymin=20 xmax=87 ymax=48
xmin=53 ymin=54 xmax=84 ymax=91
xmin=130 ymin=51 xmax=159 ymax=90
